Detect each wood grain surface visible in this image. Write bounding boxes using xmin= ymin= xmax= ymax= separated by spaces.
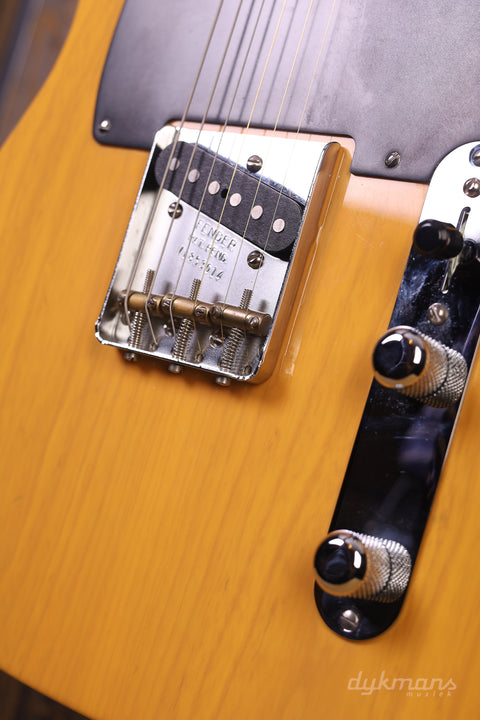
xmin=0 ymin=1 xmax=479 ymax=719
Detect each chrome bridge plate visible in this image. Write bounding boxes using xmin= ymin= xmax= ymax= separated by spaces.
xmin=96 ymin=126 xmax=339 ymax=382
xmin=315 ymin=142 xmax=480 ymax=639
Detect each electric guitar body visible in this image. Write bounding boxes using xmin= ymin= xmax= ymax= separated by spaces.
xmin=0 ymin=1 xmax=479 ymax=719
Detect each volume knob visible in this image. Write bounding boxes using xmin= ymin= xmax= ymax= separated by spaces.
xmin=373 ymin=326 xmax=467 ymax=407
xmin=314 ymin=530 xmax=411 ymax=603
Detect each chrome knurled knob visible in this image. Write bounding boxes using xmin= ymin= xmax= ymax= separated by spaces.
xmin=314 ymin=530 xmax=411 ymax=603
xmin=372 ymin=325 xmax=467 ymax=407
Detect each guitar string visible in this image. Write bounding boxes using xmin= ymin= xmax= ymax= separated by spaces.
xmin=175 ymin=0 xmax=289 ymax=355
xmin=186 ymin=0 xmax=339 ymax=369
xmin=190 ymin=0 xmax=328 ymax=364
xmin=133 ymin=0 xmax=338 ymax=369
xmin=123 ymin=0 xmax=226 ymax=334
xmin=142 ymin=0 xmax=247 ymax=345
xmin=216 ymin=0 xmax=340 ymax=372
xmin=218 ymin=0 xmax=317 ymax=325
xmin=249 ymin=0 xmax=339 ymax=305
xmin=166 ymin=0 xmax=274 ymax=349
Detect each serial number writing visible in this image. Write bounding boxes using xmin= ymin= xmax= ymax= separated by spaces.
xmin=178 ymin=246 xmax=224 ymax=281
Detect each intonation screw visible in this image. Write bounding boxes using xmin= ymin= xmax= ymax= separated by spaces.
xmin=247 ymin=155 xmax=263 ymax=173
xmin=385 ymin=150 xmax=401 ymax=169
xmin=463 ymin=178 xmax=480 ymax=198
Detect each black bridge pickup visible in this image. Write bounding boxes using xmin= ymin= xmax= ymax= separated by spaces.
xmin=154 ymin=142 xmax=303 ymax=258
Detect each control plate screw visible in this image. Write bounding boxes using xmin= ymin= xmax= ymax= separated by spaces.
xmin=427 ymin=303 xmax=449 ymax=325
xmin=339 ymin=609 xmax=360 ymax=633
xmin=470 ymin=145 xmax=480 ymax=167
xmin=463 ymin=177 xmax=480 ymax=198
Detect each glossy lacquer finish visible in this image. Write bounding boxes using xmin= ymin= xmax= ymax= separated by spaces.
xmin=4 ymin=1 xmax=480 ymax=719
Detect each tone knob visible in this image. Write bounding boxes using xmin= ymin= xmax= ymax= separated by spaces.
xmin=314 ymin=530 xmax=411 ymax=603
xmin=413 ymin=219 xmax=464 ymax=259
xmin=373 ymin=326 xmax=467 ymax=407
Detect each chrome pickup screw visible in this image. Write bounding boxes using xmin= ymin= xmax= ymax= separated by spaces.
xmin=314 ymin=530 xmax=411 ymax=603
xmin=373 ymin=326 xmax=467 ymax=407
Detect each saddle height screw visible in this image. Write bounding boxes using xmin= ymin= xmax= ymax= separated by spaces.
xmin=216 ymin=288 xmax=253 ymax=384
xmin=384 ymin=150 xmax=401 ymax=169
xmin=168 ymin=278 xmax=201 ymax=373
xmin=124 ymin=268 xmax=155 ymax=362
xmin=247 ymin=155 xmax=263 ymax=173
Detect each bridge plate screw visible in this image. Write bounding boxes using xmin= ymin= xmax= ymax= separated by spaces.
xmin=384 ymin=150 xmax=401 ymax=169
xmin=427 ymin=303 xmax=449 ymax=325
xmin=247 ymin=154 xmax=263 ymax=173
xmin=463 ymin=177 xmax=480 ymax=198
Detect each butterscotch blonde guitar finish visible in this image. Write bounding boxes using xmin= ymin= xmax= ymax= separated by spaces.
xmin=1 ymin=2 xmax=479 ymax=718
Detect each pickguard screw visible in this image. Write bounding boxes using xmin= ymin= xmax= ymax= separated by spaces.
xmin=427 ymin=303 xmax=449 ymax=325
xmin=385 ymin=150 xmax=401 ymax=169
xmin=339 ymin=609 xmax=360 ymax=633
xmin=470 ymin=145 xmax=480 ymax=167
xmin=463 ymin=177 xmax=480 ymax=198
xmin=247 ymin=250 xmax=264 ymax=269
xmin=99 ymin=119 xmax=112 ymax=133
xmin=247 ymin=154 xmax=263 ymax=173
xmin=168 ymin=202 xmax=183 ymax=218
